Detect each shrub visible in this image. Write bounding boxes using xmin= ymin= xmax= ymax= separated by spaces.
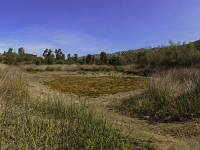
xmin=109 ymin=55 xmax=125 ymax=66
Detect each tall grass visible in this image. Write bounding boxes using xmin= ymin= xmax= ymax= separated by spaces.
xmin=21 ymin=64 xmax=115 ymax=72
xmin=121 ymin=68 xmax=200 ymax=122
xmin=0 ymin=99 xmax=135 ymax=149
xmin=0 ymin=64 xmax=147 ymax=149
xmin=0 ymin=65 xmax=28 ymax=104
xmin=21 ymin=64 xmax=152 ymax=76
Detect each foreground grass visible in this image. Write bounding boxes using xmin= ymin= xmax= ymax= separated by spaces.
xmin=0 ymin=100 xmax=138 ymax=149
xmin=0 ymin=65 xmax=151 ymax=149
xmin=120 ymin=68 xmax=200 ymax=122
xmin=46 ymin=76 xmax=148 ymax=97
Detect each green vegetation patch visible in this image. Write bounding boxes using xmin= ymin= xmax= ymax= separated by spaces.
xmin=46 ymin=76 xmax=148 ymax=96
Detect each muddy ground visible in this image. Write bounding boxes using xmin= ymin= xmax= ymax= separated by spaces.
xmin=25 ymin=71 xmax=200 ymax=150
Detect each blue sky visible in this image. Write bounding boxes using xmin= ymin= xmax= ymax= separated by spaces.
xmin=0 ymin=0 xmax=200 ymax=57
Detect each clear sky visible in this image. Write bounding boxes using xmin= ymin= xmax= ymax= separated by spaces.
xmin=0 ymin=0 xmax=200 ymax=56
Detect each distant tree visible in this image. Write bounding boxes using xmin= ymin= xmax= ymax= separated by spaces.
xmin=187 ymin=42 xmax=196 ymax=66
xmin=8 ymin=48 xmax=13 ymax=54
xmin=43 ymin=49 xmax=54 ymax=58
xmin=18 ymin=47 xmax=25 ymax=54
xmin=35 ymin=58 xmax=42 ymax=65
xmin=160 ymin=46 xmax=174 ymax=68
xmin=55 ymin=49 xmax=65 ymax=60
xmin=67 ymin=54 xmax=71 ymax=61
xmin=137 ymin=50 xmax=150 ymax=68
xmin=149 ymin=51 xmax=162 ymax=68
xmin=168 ymin=39 xmax=175 ymax=46
xmin=100 ymin=51 xmax=108 ymax=64
xmin=86 ymin=54 xmax=92 ymax=64
xmin=43 ymin=49 xmax=48 ymax=57
xmin=43 ymin=49 xmax=54 ymax=65
xmin=73 ymin=53 xmax=78 ymax=62
xmin=92 ymin=55 xmax=96 ymax=64
xmin=109 ymin=55 xmax=124 ymax=66
xmin=81 ymin=57 xmax=86 ymax=64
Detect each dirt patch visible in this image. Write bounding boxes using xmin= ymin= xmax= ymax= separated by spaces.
xmin=25 ymin=71 xmax=200 ymax=150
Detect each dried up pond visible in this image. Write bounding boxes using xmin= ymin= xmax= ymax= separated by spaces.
xmin=46 ymin=76 xmax=148 ymax=96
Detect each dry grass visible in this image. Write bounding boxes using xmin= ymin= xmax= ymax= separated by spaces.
xmin=0 ymin=64 xmax=149 ymax=149
xmin=149 ymin=68 xmax=200 ymax=97
xmin=121 ymin=68 xmax=200 ymax=122
xmin=21 ymin=64 xmax=113 ymax=72
xmin=0 ymin=64 xmax=7 ymax=70
xmin=21 ymin=64 xmax=152 ymax=76
xmin=46 ymin=76 xmax=148 ymax=96
xmin=21 ymin=64 xmax=117 ymax=72
xmin=0 ymin=64 xmax=28 ymax=104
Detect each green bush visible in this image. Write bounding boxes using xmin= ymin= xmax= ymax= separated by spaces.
xmin=109 ymin=55 xmax=125 ymax=66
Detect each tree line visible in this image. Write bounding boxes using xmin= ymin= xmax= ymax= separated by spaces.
xmin=1 ymin=39 xmax=200 ymax=69
xmin=0 ymin=47 xmax=124 ymax=66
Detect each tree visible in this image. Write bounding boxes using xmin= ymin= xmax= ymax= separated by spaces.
xmin=100 ymin=51 xmax=108 ymax=64
xmin=73 ymin=53 xmax=78 ymax=62
xmin=55 ymin=49 xmax=65 ymax=60
xmin=86 ymin=54 xmax=92 ymax=64
xmin=187 ymin=42 xmax=196 ymax=66
xmin=92 ymin=55 xmax=95 ymax=64
xmin=81 ymin=57 xmax=86 ymax=64
xmin=149 ymin=51 xmax=162 ymax=68
xmin=18 ymin=47 xmax=25 ymax=54
xmin=43 ymin=49 xmax=48 ymax=57
xmin=168 ymin=39 xmax=175 ymax=46
xmin=67 ymin=54 xmax=71 ymax=61
xmin=35 ymin=58 xmax=42 ymax=65
xmin=8 ymin=48 xmax=13 ymax=54
xmin=43 ymin=49 xmax=55 ymax=65
xmin=109 ymin=55 xmax=124 ymax=66
xmin=43 ymin=49 xmax=54 ymax=58
xmin=137 ymin=50 xmax=150 ymax=68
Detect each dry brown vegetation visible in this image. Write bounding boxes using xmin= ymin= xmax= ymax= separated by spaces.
xmin=21 ymin=64 xmax=152 ymax=76
xmin=46 ymin=76 xmax=148 ymax=96
xmin=149 ymin=68 xmax=200 ymax=97
xmin=0 ymin=65 xmax=28 ymax=104
xmin=121 ymin=68 xmax=200 ymax=122
xmin=1 ymin=64 xmax=200 ymax=149
xmin=0 ymin=64 xmax=147 ymax=149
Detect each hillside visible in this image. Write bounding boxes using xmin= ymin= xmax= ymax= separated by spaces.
xmin=112 ymin=39 xmax=200 ymax=56
xmin=193 ymin=39 xmax=200 ymax=50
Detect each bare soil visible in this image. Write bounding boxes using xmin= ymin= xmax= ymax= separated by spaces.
xmin=25 ymin=71 xmax=200 ymax=150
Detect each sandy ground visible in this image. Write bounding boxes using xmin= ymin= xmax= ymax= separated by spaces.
xmin=25 ymin=71 xmax=200 ymax=150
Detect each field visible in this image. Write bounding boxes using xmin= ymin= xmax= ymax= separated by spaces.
xmin=1 ymin=64 xmax=200 ymax=149
xmin=46 ymin=75 xmax=148 ymax=96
